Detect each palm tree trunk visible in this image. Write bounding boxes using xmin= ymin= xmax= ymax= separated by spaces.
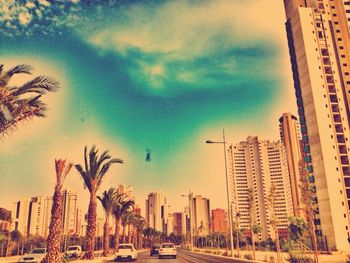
xmin=42 ymin=187 xmax=63 ymax=263
xmin=274 ymin=226 xmax=282 ymax=263
xmin=114 ymin=218 xmax=121 ymax=251
xmin=122 ymin=225 xmax=126 ymax=243
xmin=102 ymin=215 xmax=110 ymax=257
xmin=251 ymin=229 xmax=256 ymax=260
xmin=128 ymin=224 xmax=132 ymax=243
xmin=85 ymin=192 xmax=97 ymax=260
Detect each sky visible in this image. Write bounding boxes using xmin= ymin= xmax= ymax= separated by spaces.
xmin=0 ymin=0 xmax=296 ymax=216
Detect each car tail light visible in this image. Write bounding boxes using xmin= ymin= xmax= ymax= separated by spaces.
xmin=160 ymin=249 xmax=163 ymax=252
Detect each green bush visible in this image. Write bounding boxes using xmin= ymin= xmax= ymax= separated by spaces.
xmin=288 ymin=250 xmax=314 ymax=263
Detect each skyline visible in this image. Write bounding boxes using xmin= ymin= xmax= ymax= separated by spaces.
xmin=0 ymin=0 xmax=297 ymax=214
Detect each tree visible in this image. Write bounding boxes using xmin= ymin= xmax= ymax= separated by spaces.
xmin=98 ymin=188 xmax=118 ymax=256
xmin=288 ymin=216 xmax=307 ymax=242
xmin=300 ymin=165 xmax=319 ymax=263
xmin=42 ymin=159 xmax=73 ymax=263
xmin=0 ymin=64 xmax=59 ymax=135
xmin=75 ymin=146 xmax=123 ymax=260
xmin=247 ymin=188 xmax=256 ymax=260
xmin=112 ymin=193 xmax=134 ymax=251
xmin=0 ymin=208 xmax=11 ymax=222
xmin=267 ymin=183 xmax=282 ymax=263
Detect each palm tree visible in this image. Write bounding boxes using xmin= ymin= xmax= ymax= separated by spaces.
xmin=98 ymin=188 xmax=117 ymax=257
xmin=247 ymin=188 xmax=256 ymax=260
xmin=121 ymin=211 xmax=133 ymax=243
xmin=0 ymin=64 xmax=59 ymax=135
xmin=112 ymin=194 xmax=134 ymax=250
xmin=42 ymin=159 xmax=73 ymax=263
xmin=267 ymin=183 xmax=282 ymax=263
xmin=75 ymin=146 xmax=123 ymax=260
xmin=131 ymin=214 xmax=145 ymax=249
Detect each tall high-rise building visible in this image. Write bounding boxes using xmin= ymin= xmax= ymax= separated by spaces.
xmin=228 ymin=136 xmax=293 ymax=240
xmin=62 ymin=190 xmax=78 ymax=235
xmin=12 ymin=191 xmax=80 ymax=237
xmin=190 ymin=194 xmax=210 ymax=236
xmin=279 ymin=113 xmax=303 ymax=216
xmin=12 ymin=198 xmax=31 ymax=236
xmin=145 ymin=192 xmax=171 ymax=233
xmin=211 ymin=208 xmax=228 ymax=234
xmin=173 ymin=212 xmax=184 ymax=236
xmin=283 ymin=0 xmax=350 ymax=251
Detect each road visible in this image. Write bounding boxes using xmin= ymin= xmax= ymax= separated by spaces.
xmin=103 ymin=250 xmax=239 ymax=263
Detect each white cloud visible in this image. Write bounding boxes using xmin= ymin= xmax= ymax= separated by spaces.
xmin=86 ymin=0 xmax=287 ymax=60
xmin=38 ymin=0 xmax=50 ymax=7
xmin=25 ymin=2 xmax=36 ymax=9
xmin=18 ymin=11 xmax=32 ymax=25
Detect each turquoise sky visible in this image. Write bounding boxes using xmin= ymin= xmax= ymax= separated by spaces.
xmin=0 ymin=0 xmax=295 ymax=212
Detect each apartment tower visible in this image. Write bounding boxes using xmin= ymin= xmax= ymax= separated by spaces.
xmin=279 ymin=113 xmax=303 ymax=216
xmin=228 ymin=136 xmax=293 ymax=240
xmin=211 ymin=208 xmax=228 ymax=234
xmin=145 ymin=191 xmax=171 ymax=233
xmin=283 ymin=0 xmax=350 ymax=250
xmin=190 ymin=194 xmax=211 ymax=236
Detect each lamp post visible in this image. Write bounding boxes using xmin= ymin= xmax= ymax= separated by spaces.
xmin=206 ymin=128 xmax=234 ymax=258
xmin=181 ymin=191 xmax=193 ymax=251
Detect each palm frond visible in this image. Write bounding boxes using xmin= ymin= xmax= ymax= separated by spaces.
xmin=7 ymin=64 xmax=32 ymax=75
xmin=75 ymin=164 xmax=92 ymax=192
xmin=12 ymin=76 xmax=59 ymax=96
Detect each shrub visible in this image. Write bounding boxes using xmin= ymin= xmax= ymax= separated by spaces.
xmin=244 ymin=254 xmax=253 ymax=260
xmin=288 ymin=250 xmax=314 ymax=263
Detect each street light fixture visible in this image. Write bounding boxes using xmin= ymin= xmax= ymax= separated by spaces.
xmin=181 ymin=191 xmax=193 ymax=251
xmin=206 ymin=129 xmax=234 ymax=258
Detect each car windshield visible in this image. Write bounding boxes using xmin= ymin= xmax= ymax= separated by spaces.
xmin=31 ymin=248 xmax=46 ymax=254
xmin=68 ymin=246 xmax=79 ymax=251
xmin=161 ymin=244 xmax=174 ymax=248
xmin=118 ymin=245 xmax=133 ymax=249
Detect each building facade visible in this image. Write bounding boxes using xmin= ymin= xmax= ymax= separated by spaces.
xmin=211 ymin=208 xmax=228 ymax=234
xmin=283 ymin=0 xmax=350 ymax=251
xmin=145 ymin=191 xmax=171 ymax=233
xmin=190 ymin=194 xmax=210 ymax=236
xmin=228 ymin=136 xmax=293 ymax=240
xmin=279 ymin=113 xmax=304 ymax=216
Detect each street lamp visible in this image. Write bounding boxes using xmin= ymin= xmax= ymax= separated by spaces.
xmin=181 ymin=191 xmax=193 ymax=251
xmin=206 ymin=129 xmax=234 ymax=258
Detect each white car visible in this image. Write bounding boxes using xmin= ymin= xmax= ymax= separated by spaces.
xmin=64 ymin=245 xmax=82 ymax=259
xmin=18 ymin=248 xmax=47 ymax=263
xmin=159 ymin=243 xmax=177 ymax=259
xmin=115 ymin=243 xmax=137 ymax=261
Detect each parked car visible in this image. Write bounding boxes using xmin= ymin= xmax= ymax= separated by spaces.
xmin=64 ymin=245 xmax=82 ymax=259
xmin=159 ymin=243 xmax=177 ymax=259
xmin=18 ymin=248 xmax=47 ymax=263
xmin=150 ymin=244 xmax=161 ymax=256
xmin=115 ymin=243 xmax=137 ymax=261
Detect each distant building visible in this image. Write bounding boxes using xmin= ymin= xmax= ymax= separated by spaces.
xmin=189 ymin=194 xmax=210 ymax=236
xmin=145 ymin=191 xmax=172 ymax=233
xmin=12 ymin=190 xmax=80 ymax=237
xmin=12 ymin=198 xmax=31 ymax=236
xmin=279 ymin=113 xmax=303 ymax=216
xmin=228 ymin=136 xmax=293 ymax=240
xmin=117 ymin=184 xmax=135 ymax=200
xmin=211 ymin=208 xmax=228 ymax=234
xmin=173 ymin=212 xmax=184 ymax=236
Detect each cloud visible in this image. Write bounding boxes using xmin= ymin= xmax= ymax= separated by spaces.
xmin=80 ymin=0 xmax=287 ymax=96
xmin=18 ymin=11 xmax=32 ymax=25
xmin=86 ymin=0 xmax=284 ymax=58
